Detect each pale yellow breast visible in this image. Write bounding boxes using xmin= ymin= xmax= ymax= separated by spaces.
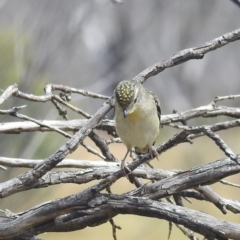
xmin=115 ymin=99 xmax=159 ymax=150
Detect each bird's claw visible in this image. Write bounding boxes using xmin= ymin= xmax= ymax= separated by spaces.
xmin=148 ymin=145 xmax=159 ymax=160
xmin=121 ymin=160 xmax=131 ymax=179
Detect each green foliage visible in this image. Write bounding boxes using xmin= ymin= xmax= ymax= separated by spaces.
xmin=0 ymin=28 xmax=30 ymax=88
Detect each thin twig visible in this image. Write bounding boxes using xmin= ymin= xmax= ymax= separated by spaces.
xmin=109 ymin=218 xmax=121 ymax=240
xmin=0 ymin=165 xmax=7 ymax=171
xmin=89 ymin=131 xmax=115 ymax=161
xmin=168 ymin=221 xmax=172 ymax=240
xmin=2 ymin=103 xmax=240 ymax=134
xmin=0 ymin=106 xmax=72 ymax=138
xmin=51 ymin=98 xmax=69 ymax=120
xmin=220 ymin=179 xmax=240 ymax=188
xmin=164 ymin=123 xmax=238 ymax=161
xmin=12 ymin=89 xmax=92 ymax=118
xmin=175 ymin=224 xmax=198 ymax=240
xmin=201 ymin=126 xmax=236 ymax=161
xmin=81 ymin=142 xmax=106 ymax=160
xmin=214 ymin=94 xmax=240 ymax=103
xmin=50 ymin=84 xmax=110 ymax=100
xmin=0 ymin=84 xmax=18 ymax=105
xmin=0 ymin=157 xmax=117 ymax=168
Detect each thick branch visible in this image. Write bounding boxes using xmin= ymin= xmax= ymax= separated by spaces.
xmin=0 ymin=155 xmax=240 ymax=239
xmin=1 ymin=195 xmax=240 ymax=239
xmin=136 ymin=157 xmax=240 ymax=199
xmin=0 ymin=98 xmax=113 ymax=198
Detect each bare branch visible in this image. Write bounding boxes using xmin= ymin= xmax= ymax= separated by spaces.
xmin=213 ymin=94 xmax=240 ymax=103
xmin=81 ymin=142 xmax=106 ymax=160
xmin=201 ymin=126 xmax=236 ymax=160
xmin=195 ymin=186 xmax=227 ymax=214
xmin=1 ymin=194 xmax=240 ymax=239
xmin=15 ymin=90 xmax=92 ymax=119
xmin=2 ymin=100 xmax=240 ymax=134
xmin=0 ymin=163 xmax=176 ymax=198
xmin=49 ymin=84 xmax=110 ymax=100
xmin=175 ymin=224 xmax=198 ymax=240
xmin=0 ymin=157 xmax=121 ymax=169
xmin=0 ymin=84 xmax=18 ymax=105
xmin=0 ymin=97 xmax=114 ymax=198
xmin=134 ymin=156 xmax=240 ymax=200
xmin=134 ymin=28 xmax=240 ymax=83
xmin=220 ymin=179 xmax=240 ymax=188
xmin=89 ymin=131 xmax=116 ymax=161
xmin=0 ymin=106 xmax=72 ymax=138
xmin=1 ymin=27 xmax=240 ymax=239
xmin=109 ymin=218 xmax=121 ymax=240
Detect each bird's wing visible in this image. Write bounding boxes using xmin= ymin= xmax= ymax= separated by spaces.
xmin=148 ymin=90 xmax=161 ymax=126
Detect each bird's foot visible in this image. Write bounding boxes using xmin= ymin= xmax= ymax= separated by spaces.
xmin=148 ymin=145 xmax=159 ymax=160
xmin=121 ymin=160 xmax=131 ymax=179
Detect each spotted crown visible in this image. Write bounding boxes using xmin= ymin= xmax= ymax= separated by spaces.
xmin=115 ymin=80 xmax=136 ymax=109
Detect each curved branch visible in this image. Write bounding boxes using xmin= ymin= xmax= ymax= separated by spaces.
xmin=134 ymin=28 xmax=240 ymax=83
xmin=1 ymin=195 xmax=240 ymax=239
xmin=0 ymin=155 xmax=240 ymax=239
xmin=136 ymin=157 xmax=240 ymax=199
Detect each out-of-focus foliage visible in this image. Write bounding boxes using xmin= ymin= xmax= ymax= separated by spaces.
xmin=0 ymin=1 xmax=240 ymax=109
xmin=0 ymin=29 xmax=27 ymax=89
xmin=0 ymin=0 xmax=239 ymax=157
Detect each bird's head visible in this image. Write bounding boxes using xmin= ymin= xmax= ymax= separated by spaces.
xmin=115 ymin=80 xmax=140 ymax=118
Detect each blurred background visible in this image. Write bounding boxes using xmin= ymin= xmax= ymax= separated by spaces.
xmin=0 ymin=0 xmax=240 ymax=239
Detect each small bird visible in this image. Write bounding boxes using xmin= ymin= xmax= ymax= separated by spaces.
xmin=114 ymin=80 xmax=161 ymax=175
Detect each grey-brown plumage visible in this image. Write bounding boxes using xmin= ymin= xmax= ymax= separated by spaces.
xmin=114 ymin=80 xmax=161 ymax=175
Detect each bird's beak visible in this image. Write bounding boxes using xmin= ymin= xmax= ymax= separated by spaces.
xmin=123 ymin=109 xmax=128 ymax=118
